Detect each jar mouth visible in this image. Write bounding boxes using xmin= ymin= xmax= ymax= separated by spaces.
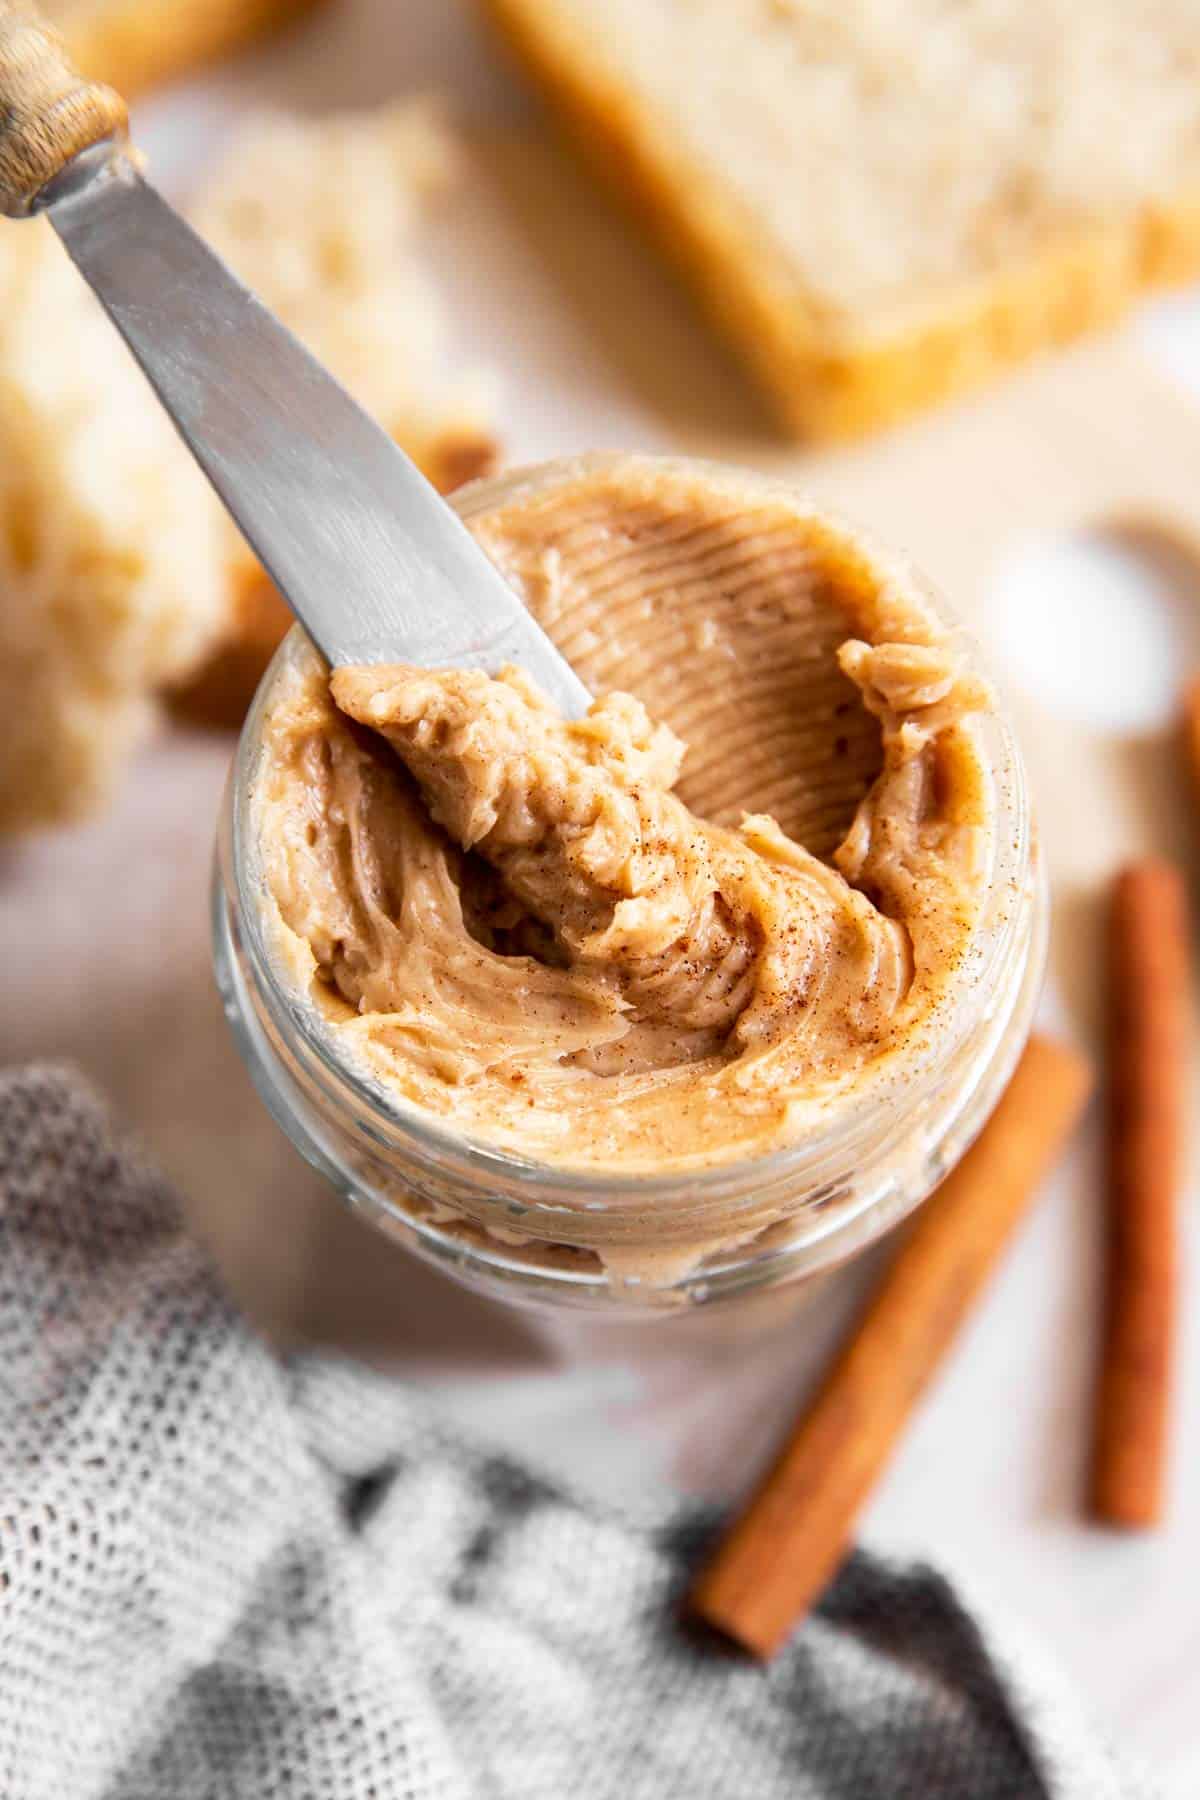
xmin=225 ymin=453 xmax=1036 ymax=1211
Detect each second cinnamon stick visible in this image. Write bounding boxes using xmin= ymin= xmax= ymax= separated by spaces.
xmin=1090 ymin=860 xmax=1188 ymax=1529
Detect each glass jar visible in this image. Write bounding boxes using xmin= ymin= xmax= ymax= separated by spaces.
xmin=212 ymin=460 xmax=1047 ymax=1319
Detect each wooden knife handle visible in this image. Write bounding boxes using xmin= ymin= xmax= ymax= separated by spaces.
xmin=0 ymin=0 xmax=125 ymax=216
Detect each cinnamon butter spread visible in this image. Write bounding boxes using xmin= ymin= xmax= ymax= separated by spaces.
xmin=253 ymin=456 xmax=997 ymax=1176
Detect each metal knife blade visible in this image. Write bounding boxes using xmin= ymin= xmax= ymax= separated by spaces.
xmin=45 ymin=151 xmax=592 ymax=716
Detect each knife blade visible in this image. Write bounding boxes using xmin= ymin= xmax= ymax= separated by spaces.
xmin=41 ymin=148 xmax=591 ymax=715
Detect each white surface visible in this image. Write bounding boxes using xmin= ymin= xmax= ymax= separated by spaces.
xmin=3 ymin=2 xmax=1199 ymax=1789
xmin=985 ymin=529 xmax=1200 ymax=734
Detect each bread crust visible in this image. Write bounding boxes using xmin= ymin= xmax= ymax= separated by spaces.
xmin=54 ymin=0 xmax=330 ymax=97
xmin=479 ymin=0 xmax=1200 ymax=440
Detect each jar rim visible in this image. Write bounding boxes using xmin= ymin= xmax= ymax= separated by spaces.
xmin=227 ymin=453 xmax=1035 ymax=1207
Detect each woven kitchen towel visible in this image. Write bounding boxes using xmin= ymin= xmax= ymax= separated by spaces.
xmin=0 ymin=1065 xmax=1155 ymax=1800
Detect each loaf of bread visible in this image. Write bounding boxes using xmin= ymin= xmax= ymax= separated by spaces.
xmin=0 ymin=100 xmax=498 ymax=828
xmin=42 ymin=0 xmax=330 ymax=96
xmin=479 ymin=0 xmax=1200 ymax=438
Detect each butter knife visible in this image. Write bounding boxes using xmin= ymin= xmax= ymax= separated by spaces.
xmin=0 ymin=1 xmax=591 ymax=715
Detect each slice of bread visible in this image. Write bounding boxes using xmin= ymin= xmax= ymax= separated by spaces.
xmin=43 ymin=0 xmax=330 ymax=97
xmin=0 ymin=217 xmax=226 ymax=833
xmin=191 ymin=102 xmax=496 ymax=505
xmin=478 ymin=0 xmax=1200 ymax=439
xmin=170 ymin=101 xmax=501 ymax=727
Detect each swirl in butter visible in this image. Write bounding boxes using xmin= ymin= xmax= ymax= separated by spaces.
xmin=253 ymin=456 xmax=996 ymax=1175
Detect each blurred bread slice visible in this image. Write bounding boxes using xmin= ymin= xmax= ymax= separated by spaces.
xmin=479 ymin=0 xmax=1200 ymax=438
xmin=0 ymin=218 xmax=226 ymax=833
xmin=171 ymin=100 xmax=501 ymax=727
xmin=43 ymin=0 xmax=330 ymax=97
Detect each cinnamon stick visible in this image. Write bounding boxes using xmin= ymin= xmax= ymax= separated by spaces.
xmin=1183 ymin=677 xmax=1200 ymax=805
xmin=1090 ymin=861 xmax=1188 ymax=1529
xmin=689 ymin=1034 xmax=1093 ymax=1660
